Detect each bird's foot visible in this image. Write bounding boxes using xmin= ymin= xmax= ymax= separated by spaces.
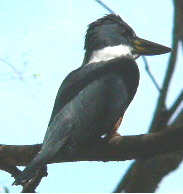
xmin=104 ymin=117 xmax=123 ymax=142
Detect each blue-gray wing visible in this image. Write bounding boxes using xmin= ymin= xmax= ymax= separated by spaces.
xmin=45 ymin=57 xmax=139 ymax=146
xmin=48 ymin=57 xmax=138 ymax=125
xmin=13 ymin=57 xmax=139 ymax=185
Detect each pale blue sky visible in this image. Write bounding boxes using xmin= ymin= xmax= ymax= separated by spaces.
xmin=0 ymin=0 xmax=182 ymax=193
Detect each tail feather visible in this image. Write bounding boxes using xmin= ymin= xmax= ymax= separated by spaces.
xmin=12 ymin=154 xmax=47 ymax=185
xmin=13 ymin=136 xmax=69 ymax=185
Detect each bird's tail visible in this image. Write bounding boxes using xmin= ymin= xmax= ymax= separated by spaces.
xmin=12 ymin=151 xmax=49 ymax=185
xmin=13 ymin=136 xmax=69 ymax=186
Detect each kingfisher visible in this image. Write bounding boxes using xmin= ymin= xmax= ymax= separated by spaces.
xmin=13 ymin=14 xmax=171 ymax=185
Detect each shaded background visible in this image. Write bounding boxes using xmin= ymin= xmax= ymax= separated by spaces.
xmin=0 ymin=0 xmax=182 ymax=192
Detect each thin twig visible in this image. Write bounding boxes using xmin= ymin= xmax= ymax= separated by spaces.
xmin=142 ymin=56 xmax=161 ymax=92
xmin=149 ymin=32 xmax=179 ymax=132
xmin=169 ymin=89 xmax=183 ymax=116
xmin=95 ymin=0 xmax=116 ymax=14
xmin=0 ymin=58 xmax=26 ymax=83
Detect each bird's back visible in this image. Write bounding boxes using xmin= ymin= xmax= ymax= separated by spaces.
xmin=43 ymin=58 xmax=139 ymax=149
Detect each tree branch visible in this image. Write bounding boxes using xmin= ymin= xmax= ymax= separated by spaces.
xmin=168 ymin=89 xmax=183 ymax=118
xmin=115 ymin=109 xmax=183 ymax=193
xmin=0 ymin=125 xmax=183 ymax=168
xmin=21 ymin=166 xmax=48 ymax=193
xmin=149 ymin=0 xmax=180 ymax=133
xmin=0 ymin=164 xmax=21 ymax=179
xmin=116 ymin=0 xmax=183 ymax=192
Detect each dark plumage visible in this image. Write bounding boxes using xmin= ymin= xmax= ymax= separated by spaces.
xmin=13 ymin=14 xmax=171 ymax=186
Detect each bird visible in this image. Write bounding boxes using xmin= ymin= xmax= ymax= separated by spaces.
xmin=13 ymin=14 xmax=171 ymax=185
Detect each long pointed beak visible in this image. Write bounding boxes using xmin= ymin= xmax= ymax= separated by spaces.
xmin=134 ymin=37 xmax=172 ymax=55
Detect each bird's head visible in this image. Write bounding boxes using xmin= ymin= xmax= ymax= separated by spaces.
xmin=83 ymin=14 xmax=171 ymax=65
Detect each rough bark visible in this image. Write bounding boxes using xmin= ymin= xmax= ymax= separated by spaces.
xmin=0 ymin=125 xmax=183 ymax=168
